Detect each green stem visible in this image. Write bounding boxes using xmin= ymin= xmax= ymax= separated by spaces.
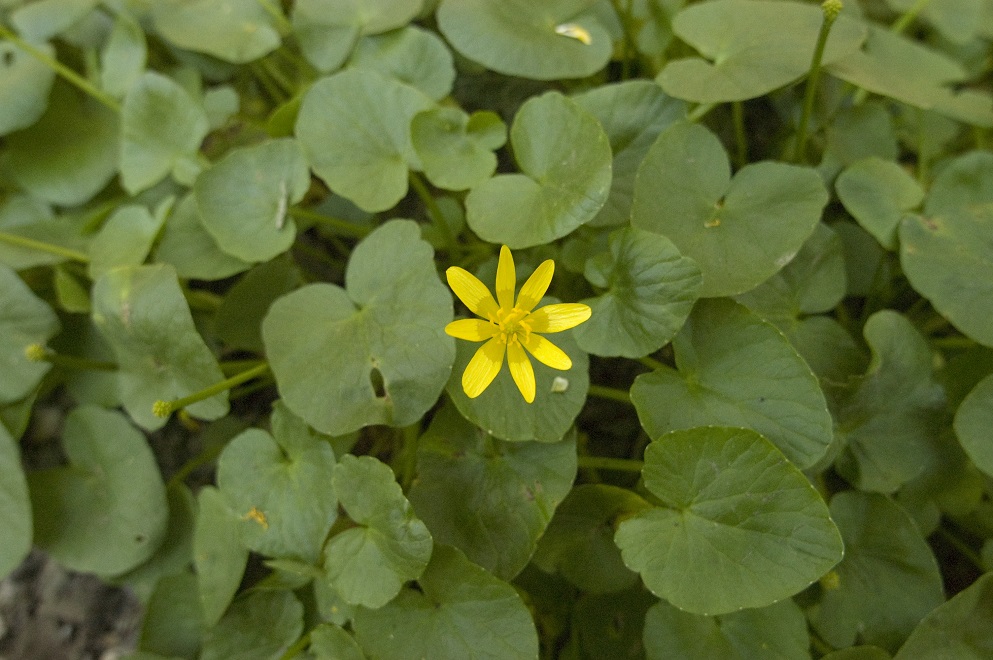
xmin=892 ymin=0 xmax=932 ymax=34
xmin=687 ymin=103 xmax=716 ymax=122
xmin=395 ymin=424 xmax=420 ymax=492
xmin=732 ymin=101 xmax=748 ymax=168
xmin=576 ymin=455 xmax=643 ymax=472
xmin=259 ymin=56 xmax=296 ymax=96
xmin=0 ymin=231 xmax=90 ymax=263
xmin=251 ymin=61 xmax=287 ymax=103
xmin=793 ymin=1 xmax=841 ymax=164
xmin=409 ymin=171 xmax=459 ymax=253
xmin=289 ymin=206 xmax=371 ymax=238
xmin=257 ymin=0 xmax=294 ymax=37
xmin=279 ymin=632 xmax=312 ymax=660
xmin=638 ymin=355 xmax=666 ymax=371
xmin=587 ymin=384 xmax=632 ymax=405
xmin=220 ymin=359 xmax=267 ymax=375
xmin=167 ymin=441 xmax=227 ymax=488
xmin=612 ymin=0 xmax=637 ymax=80
xmin=153 ymin=363 xmax=271 ymax=418
xmin=935 ymin=525 xmax=984 ymax=571
xmin=0 ymin=24 xmax=121 ymax=112
xmin=25 ymin=344 xmax=117 ymax=371
xmin=931 ymin=336 xmax=976 ymax=350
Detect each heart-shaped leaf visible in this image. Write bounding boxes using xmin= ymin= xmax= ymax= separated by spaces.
xmin=632 ymin=121 xmax=828 ymax=297
xmin=352 ymin=544 xmax=539 ymax=659
xmin=324 ymin=454 xmax=433 ymax=608
xmin=153 ymin=194 xmax=252 ymax=281
xmin=195 ymin=138 xmax=309 ymax=263
xmin=895 ymin=572 xmax=993 ymax=659
xmin=658 ymin=0 xmax=866 ymax=102
xmin=295 ymin=69 xmax=433 ymax=212
xmin=466 ymin=91 xmax=612 ymax=248
xmin=614 ymin=426 xmax=843 ymax=615
xmin=436 ymin=0 xmax=612 ymax=81
xmin=631 ymin=298 xmax=833 ymax=469
xmin=91 ymin=264 xmax=229 ymax=430
xmin=201 ymin=591 xmax=303 ymax=660
xmin=836 ymin=157 xmax=924 ymax=250
xmin=350 ymin=26 xmax=455 ymax=100
xmin=28 ymin=406 xmax=169 ymax=576
xmin=411 ymin=108 xmax=506 ymax=191
xmin=217 ymin=401 xmax=338 ymax=563
xmin=0 ymin=264 xmax=59 ymax=404
xmin=152 ymin=0 xmax=281 ymax=63
xmin=0 ymin=40 xmax=55 ymax=136
xmin=409 ymin=404 xmax=576 ymax=580
xmin=574 ymin=227 xmax=702 ymax=358
xmin=263 ymin=220 xmax=454 ymax=435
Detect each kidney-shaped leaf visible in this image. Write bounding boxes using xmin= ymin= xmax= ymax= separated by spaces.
xmin=412 ymin=108 xmax=506 ymax=191
xmin=201 ymin=590 xmax=303 ymax=660
xmin=353 ymin=544 xmax=539 ymax=659
xmin=615 ymin=426 xmax=843 ymax=615
xmin=575 ymin=227 xmax=702 ymax=358
xmin=195 ymin=138 xmax=309 ymax=263
xmin=658 ymin=0 xmax=866 ymax=102
xmin=263 ymin=220 xmax=453 ymax=435
xmin=28 ymin=406 xmax=168 ymax=576
xmin=436 ymin=0 xmax=612 ymax=81
xmin=632 ymin=122 xmax=828 ymax=297
xmin=194 ymin=487 xmax=249 ymax=627
xmin=465 ymin=91 xmax=612 ymax=249
xmin=409 ymin=404 xmax=576 ymax=580
xmin=0 ymin=264 xmax=59 ymax=404
xmin=152 ymin=0 xmax=281 ymax=63
xmin=0 ymin=424 xmax=31 ymax=579
xmin=91 ymin=264 xmax=229 ymax=430
xmin=836 ymin=157 xmax=924 ymax=251
xmin=0 ymin=40 xmax=55 ymax=136
xmin=324 ymin=455 xmax=433 ymax=608
xmin=631 ymin=298 xmax=833 ymax=469
xmin=217 ymin=402 xmax=337 ymax=563
xmin=296 ymin=69 xmax=433 ymax=212
xmin=350 ymin=26 xmax=455 ymax=101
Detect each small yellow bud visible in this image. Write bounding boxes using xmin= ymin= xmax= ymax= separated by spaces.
xmin=820 ymin=570 xmax=841 ymax=590
xmin=822 ymin=0 xmax=843 ymax=20
xmin=24 ymin=343 xmax=47 ymax=362
xmin=554 ymin=23 xmax=592 ymax=45
xmin=152 ymin=400 xmax=173 ymax=418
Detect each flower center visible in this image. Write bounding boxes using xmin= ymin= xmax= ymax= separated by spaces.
xmin=490 ymin=307 xmax=532 ymax=345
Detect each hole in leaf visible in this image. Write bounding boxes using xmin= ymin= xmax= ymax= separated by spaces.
xmin=2 ymin=50 xmax=14 ymax=67
xmin=369 ymin=367 xmax=386 ymax=398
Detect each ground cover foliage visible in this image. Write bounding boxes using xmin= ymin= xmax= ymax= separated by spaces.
xmin=1 ymin=0 xmax=993 ymax=657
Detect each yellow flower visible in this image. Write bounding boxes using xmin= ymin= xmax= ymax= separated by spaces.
xmin=445 ymin=246 xmax=591 ymax=403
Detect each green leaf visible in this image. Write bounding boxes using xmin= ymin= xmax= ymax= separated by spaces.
xmin=836 ymin=158 xmax=924 ymax=250
xmin=0 ymin=195 xmax=86 ymax=270
xmin=631 ymin=298 xmax=833 ymax=469
xmin=820 ymin=102 xmax=899 ymax=179
xmin=899 ymin=175 xmax=993 ymax=348
xmin=121 ymin=71 xmax=209 ymax=195
xmin=194 ymin=487 xmax=249 ymax=627
xmin=292 ymin=0 xmax=422 ymax=72
xmin=574 ymin=227 xmax=701 ymax=358
xmin=0 ymin=39 xmax=56 ymax=136
xmin=28 ymin=405 xmax=168 ymax=576
xmin=88 ymin=204 xmax=165 ymax=279
xmin=351 ymin=26 xmax=455 ymax=100
xmin=573 ymin=81 xmax=687 ymax=228
xmin=465 ymin=91 xmax=612 ymax=248
xmin=409 ymin=403 xmax=576 ymax=580
xmin=0 ymin=423 xmax=31 ymax=579
xmin=809 ymin=492 xmax=944 ymax=653
xmin=437 ymin=0 xmax=611 ymax=80
xmin=201 ymin=590 xmax=303 ymax=660
xmin=194 ymin=138 xmax=309 ymax=263
xmin=91 ymin=264 xmax=229 ymax=430
xmin=152 ymin=0 xmax=281 ymax=63
xmin=9 ymin=0 xmax=97 ymax=41
xmin=153 ymin=194 xmax=252 ymax=281
xmin=658 ymin=0 xmax=866 ymax=102
xmin=138 ymin=571 xmax=204 ymax=659
xmin=2 ymin=83 xmax=118 ymax=206
xmin=447 ymin=304 xmax=588 ymax=443
xmin=614 ymin=426 xmax=843 ymax=615
xmin=309 ymin=623 xmax=364 ymax=660
xmin=887 ymin=0 xmax=984 ymax=44
xmin=573 ymin=586 xmax=656 ymax=659
xmin=822 ymin=648 xmax=892 ymax=660
xmin=833 ymin=311 xmax=947 ymax=493
xmin=324 ymin=454 xmax=433 ymax=608
xmin=100 ymin=13 xmax=146 ymax=99
xmin=643 ymin=598 xmax=811 ymax=660
xmin=262 ymin=220 xmax=454 ymax=435
xmin=411 ymin=108 xmax=506 ymax=191
xmin=954 ymin=374 xmax=993 ymax=479
xmin=895 ymin=571 xmax=993 ymax=659
xmin=532 ymin=484 xmax=647 ymax=594
xmin=217 ymin=401 xmax=338 ymax=563
xmin=352 ymin=544 xmax=539 ymax=659
xmin=295 ymin=69 xmax=433 ymax=212
xmin=631 ymin=121 xmax=829 ymax=297
xmin=213 ymin=256 xmax=303 ymax=354
xmin=923 ymin=151 xmax=993 ymax=217
xmin=0 ymin=264 xmax=59 ymax=404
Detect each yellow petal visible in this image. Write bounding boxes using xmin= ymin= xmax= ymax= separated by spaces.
xmin=522 ymin=333 xmax=572 ymax=370
xmin=527 ymin=303 xmax=592 ymax=333
xmin=445 ymin=319 xmax=497 ymax=342
xmin=462 ymin=337 xmax=505 ymax=398
xmin=516 ymin=259 xmax=554 ymax=311
xmin=447 ymin=267 xmax=499 ymax=319
xmin=507 ymin=341 xmax=536 ymax=403
xmin=495 ymin=245 xmax=516 ymax=310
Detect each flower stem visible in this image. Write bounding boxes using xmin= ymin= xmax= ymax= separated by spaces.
xmin=0 ymin=231 xmax=90 ymax=263
xmin=256 ymin=0 xmax=294 ymax=37
xmin=0 ymin=23 xmax=121 ymax=113
xmin=25 ymin=344 xmax=117 ymax=371
xmin=289 ymin=206 xmax=371 ymax=238
xmin=587 ymin=384 xmax=632 ymax=405
xmin=732 ymin=101 xmax=748 ymax=167
xmin=891 ymin=0 xmax=932 ymax=34
xmin=637 ymin=355 xmax=666 ymax=371
xmin=153 ymin=363 xmax=271 ymax=418
xmin=409 ymin=171 xmax=460 ymax=254
xmin=794 ymin=1 xmax=842 ymax=164
xmin=576 ymin=455 xmax=643 ymax=472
